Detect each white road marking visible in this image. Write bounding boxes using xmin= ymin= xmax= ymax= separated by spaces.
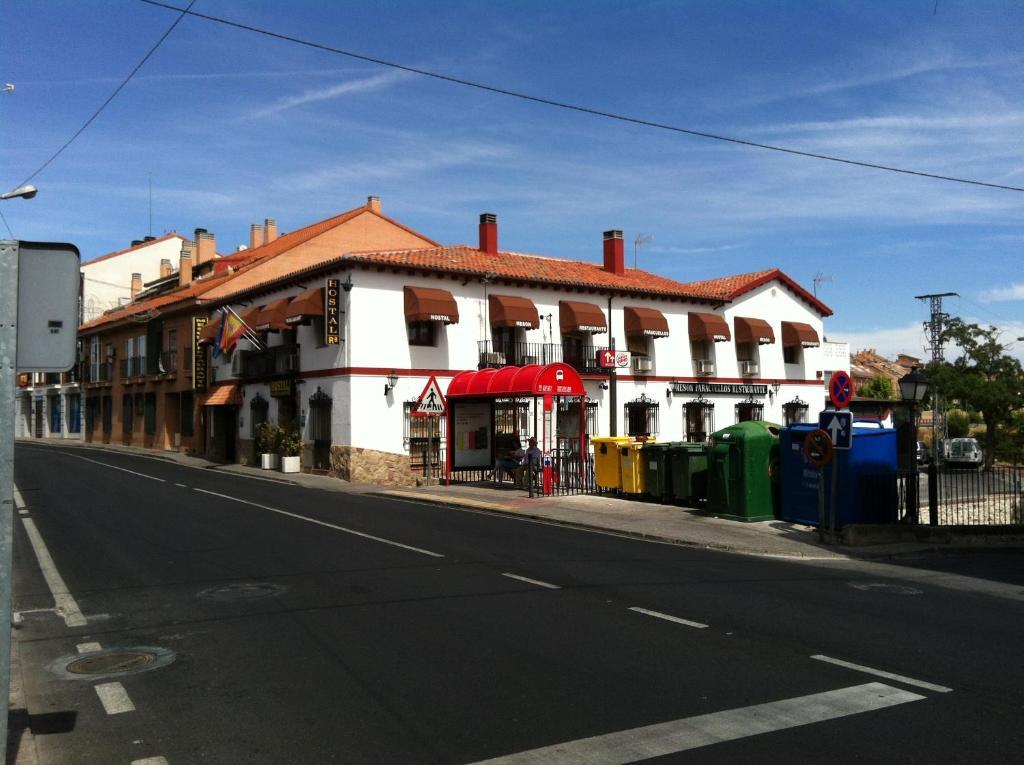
xmin=501 ymin=573 xmax=561 ymax=589
xmin=132 ymin=758 xmax=169 ymax=765
xmin=18 ymin=510 xmax=28 ymax=516
xmin=467 ymin=682 xmax=923 ymax=764
xmin=628 ymin=606 xmax=708 ymax=629
xmin=810 ymin=654 xmax=953 ymax=693
xmin=77 ymin=642 xmax=102 ymax=654
xmin=94 ymin=682 xmax=135 ymax=715
xmin=13 ymin=485 xmax=26 ymax=509
xmin=192 ymin=488 xmax=444 ymax=558
xmin=174 ymin=483 xmax=187 ymax=487
xmin=65 ymin=453 xmax=166 ymax=482
xmin=20 ymin=516 xmax=87 ymax=627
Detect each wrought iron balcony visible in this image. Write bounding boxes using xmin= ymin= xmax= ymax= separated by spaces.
xmin=477 ymin=340 xmax=608 ymax=374
xmin=159 ymin=349 xmax=178 ymax=374
xmin=119 ymin=356 xmax=146 ymax=378
xmin=238 ymin=345 xmax=298 ymax=379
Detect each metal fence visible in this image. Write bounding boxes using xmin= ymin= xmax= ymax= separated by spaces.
xmin=863 ymin=464 xmax=1023 ymax=526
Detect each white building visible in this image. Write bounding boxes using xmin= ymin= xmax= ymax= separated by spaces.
xmin=16 ymin=233 xmax=187 ymax=440
xmin=200 ymin=214 xmax=836 ymax=486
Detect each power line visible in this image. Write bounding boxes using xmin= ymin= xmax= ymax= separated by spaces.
xmin=0 ymin=208 xmax=13 ymax=239
xmin=139 ymin=0 xmax=1024 ymax=193
xmin=15 ymin=1 xmax=197 ymax=188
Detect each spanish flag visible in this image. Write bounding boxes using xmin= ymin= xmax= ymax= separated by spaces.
xmin=219 ymin=308 xmax=246 ymax=354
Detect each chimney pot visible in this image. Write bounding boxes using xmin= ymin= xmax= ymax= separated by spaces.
xmin=367 ymin=196 xmax=381 ymax=212
xmin=194 ymin=230 xmax=216 ymax=265
xmin=178 ymin=243 xmax=195 ymax=288
xmin=264 ymin=218 xmax=278 ymax=243
xmin=130 ymin=273 xmax=143 ymax=301
xmin=159 ymin=258 xmax=173 ymax=278
xmin=131 ymin=239 xmax=143 ymax=247
xmin=603 ymin=229 xmax=625 ymax=276
xmin=479 ymin=213 xmax=498 ymax=255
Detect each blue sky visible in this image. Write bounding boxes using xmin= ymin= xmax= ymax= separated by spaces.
xmin=3 ymin=0 xmax=1022 ymax=358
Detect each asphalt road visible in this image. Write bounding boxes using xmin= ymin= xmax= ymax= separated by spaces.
xmin=11 ymin=442 xmax=1024 ymax=764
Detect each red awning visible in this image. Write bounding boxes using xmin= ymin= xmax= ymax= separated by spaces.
xmin=447 ymin=362 xmax=585 ymax=398
xmin=405 ymin=286 xmax=459 ymax=324
xmin=254 ymin=299 xmax=291 ymax=331
xmin=734 ymin=316 xmax=776 ymax=345
xmin=624 ymin=307 xmax=669 ymax=338
xmin=781 ymin=321 xmax=820 ymax=348
xmin=559 ymin=300 xmax=606 ymax=334
xmin=689 ymin=312 xmax=731 ymax=342
xmin=285 ymin=288 xmax=324 ymax=325
xmin=202 ymin=383 xmax=242 ymax=406
xmin=489 ymin=294 xmax=539 ymax=329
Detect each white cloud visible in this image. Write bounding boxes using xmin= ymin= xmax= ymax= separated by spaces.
xmin=829 ymin=322 xmax=930 ymax=360
xmin=981 ymin=284 xmax=1024 ymax=302
xmin=247 ymin=71 xmax=410 ymax=118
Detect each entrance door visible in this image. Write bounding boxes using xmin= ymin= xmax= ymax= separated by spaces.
xmin=223 ymin=408 xmax=237 ymax=462
xmin=34 ymin=400 xmax=44 ymax=438
xmin=308 ymin=388 xmax=332 ymax=471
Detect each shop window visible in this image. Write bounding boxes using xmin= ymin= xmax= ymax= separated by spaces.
xmin=144 ymin=393 xmax=157 ymax=435
xmin=735 ymin=401 xmax=764 ymax=422
xmin=783 ymin=398 xmax=809 ymax=425
xmin=408 ymin=321 xmax=436 ymax=347
xmin=624 ymin=395 xmax=659 ymax=438
xmin=684 ymin=401 xmax=714 ymax=443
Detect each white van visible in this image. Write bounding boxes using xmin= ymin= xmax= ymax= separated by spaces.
xmin=947 ymin=437 xmax=983 ymax=469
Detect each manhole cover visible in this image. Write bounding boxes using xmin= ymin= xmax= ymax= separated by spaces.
xmin=50 ymin=646 xmax=175 ymax=680
xmin=198 ymin=582 xmax=287 ymax=602
xmin=67 ymin=651 xmax=156 ymax=675
xmin=848 ymin=582 xmax=923 ymax=595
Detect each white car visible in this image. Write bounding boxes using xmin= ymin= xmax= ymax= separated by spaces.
xmin=946 ymin=437 xmax=983 ymax=469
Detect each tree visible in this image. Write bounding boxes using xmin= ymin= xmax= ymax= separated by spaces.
xmin=858 ymin=374 xmax=894 ymax=399
xmin=926 ymin=318 xmax=1024 ymax=469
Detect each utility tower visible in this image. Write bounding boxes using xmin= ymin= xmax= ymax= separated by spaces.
xmin=915 ymin=291 xmax=958 ymax=458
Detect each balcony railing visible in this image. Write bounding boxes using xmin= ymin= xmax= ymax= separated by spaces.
xmin=159 ymin=349 xmax=178 ymax=374
xmin=85 ymin=361 xmax=112 ymax=383
xmin=238 ymin=346 xmax=298 ymax=379
xmin=120 ymin=356 xmax=146 ymax=378
xmin=477 ymin=341 xmax=608 ymax=374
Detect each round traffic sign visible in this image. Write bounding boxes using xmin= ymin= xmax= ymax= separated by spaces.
xmin=828 ymin=370 xmax=854 ymax=409
xmin=803 ymin=429 xmax=833 ymax=468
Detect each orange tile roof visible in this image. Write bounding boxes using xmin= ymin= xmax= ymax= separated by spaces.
xmin=79 ymin=272 xmax=235 ymax=332
xmin=680 ymin=268 xmax=832 ymax=316
xmin=82 ymin=233 xmax=187 ymax=266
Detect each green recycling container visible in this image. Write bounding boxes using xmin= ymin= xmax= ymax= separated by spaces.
xmin=706 ymin=420 xmax=781 ymax=522
xmin=642 ymin=442 xmax=680 ymax=502
xmin=667 ymin=442 xmax=709 ymax=505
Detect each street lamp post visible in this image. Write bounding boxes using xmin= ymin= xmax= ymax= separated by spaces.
xmin=899 ymin=366 xmax=930 ymax=524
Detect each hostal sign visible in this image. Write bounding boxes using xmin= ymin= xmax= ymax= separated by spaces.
xmin=670 ymin=382 xmax=768 ymax=396
xmin=325 ymin=278 xmax=340 ymax=345
xmin=193 ymin=316 xmax=208 ymax=391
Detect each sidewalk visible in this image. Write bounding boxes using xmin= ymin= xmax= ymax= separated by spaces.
xmin=19 ymin=438 xmax=1024 ymax=560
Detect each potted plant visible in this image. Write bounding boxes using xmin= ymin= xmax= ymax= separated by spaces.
xmin=278 ymin=427 xmax=303 ymax=473
xmin=255 ymin=421 xmax=280 ymax=469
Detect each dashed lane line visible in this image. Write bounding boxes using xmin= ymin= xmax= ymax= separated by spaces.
xmin=466 ymin=682 xmax=925 ymax=764
xmin=133 ymin=758 xmax=170 ymax=765
xmin=810 ymin=654 xmax=953 ymax=693
xmin=628 ymin=607 xmax=708 ymax=629
xmin=501 ymin=573 xmax=561 ymax=590
xmin=94 ymin=682 xmax=135 ymax=715
xmin=192 ymin=488 xmax=444 ymax=558
xmin=13 ymin=485 xmax=26 ymax=509
xmin=18 ymin=500 xmax=87 ymax=628
xmin=77 ymin=642 xmax=102 ymax=654
xmin=63 ymin=453 xmax=166 ymax=482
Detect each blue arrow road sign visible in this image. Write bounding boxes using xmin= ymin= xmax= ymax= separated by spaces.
xmin=819 ymin=410 xmax=853 ymax=450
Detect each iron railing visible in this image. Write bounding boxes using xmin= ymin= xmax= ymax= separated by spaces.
xmin=477 ymin=340 xmax=608 ymax=374
xmin=159 ymin=349 xmax=178 ymax=373
xmin=120 ymin=356 xmax=146 ymax=378
xmin=239 ymin=346 xmax=298 ymax=378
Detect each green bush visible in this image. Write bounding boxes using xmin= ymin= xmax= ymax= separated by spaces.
xmin=254 ymin=421 xmax=281 ymax=454
xmin=279 ymin=427 xmax=303 ymax=457
xmin=946 ymin=410 xmax=970 ymax=439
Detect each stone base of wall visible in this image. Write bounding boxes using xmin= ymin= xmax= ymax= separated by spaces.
xmin=331 ymin=445 xmax=417 ymax=487
xmin=238 ymin=438 xmax=255 ymax=466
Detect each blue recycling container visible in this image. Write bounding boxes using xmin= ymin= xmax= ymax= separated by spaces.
xmin=780 ymin=421 xmax=899 ymax=528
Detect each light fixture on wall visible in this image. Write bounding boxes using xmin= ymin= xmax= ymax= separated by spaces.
xmin=666 ymin=387 xmax=672 ymax=400
xmin=598 ymin=381 xmax=609 ymax=390
xmin=384 ymin=370 xmax=399 ymax=396
xmin=769 ymin=381 xmax=781 ymax=400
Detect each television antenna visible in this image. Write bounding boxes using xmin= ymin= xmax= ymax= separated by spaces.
xmin=812 ymin=272 xmax=833 ymax=298
xmin=633 ymin=233 xmax=653 ymax=269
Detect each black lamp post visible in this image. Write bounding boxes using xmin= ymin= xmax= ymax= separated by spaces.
xmin=898 ymin=367 xmax=929 ymax=523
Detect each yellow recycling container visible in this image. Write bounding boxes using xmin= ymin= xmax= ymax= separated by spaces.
xmin=619 ymin=441 xmax=650 ymax=494
xmin=592 ymin=436 xmax=631 ymax=490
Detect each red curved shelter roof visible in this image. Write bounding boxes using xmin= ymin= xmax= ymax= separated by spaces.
xmin=446 ymin=363 xmax=585 ymax=398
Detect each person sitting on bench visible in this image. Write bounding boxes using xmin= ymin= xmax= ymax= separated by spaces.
xmin=494 ymin=440 xmax=525 ymax=482
xmin=515 ymin=437 xmax=543 ymax=487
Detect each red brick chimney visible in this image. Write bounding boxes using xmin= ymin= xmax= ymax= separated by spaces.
xmin=159 ymin=259 xmax=173 ymax=278
xmin=367 ymin=195 xmax=381 ymax=213
xmin=130 ymin=273 xmax=142 ymax=301
xmin=264 ymin=219 xmax=278 ymax=243
xmin=603 ymin=229 xmax=625 ymax=276
xmin=178 ymin=242 xmax=194 ymax=288
xmin=249 ymin=224 xmax=264 ymax=250
xmin=479 ymin=213 xmax=498 ymax=255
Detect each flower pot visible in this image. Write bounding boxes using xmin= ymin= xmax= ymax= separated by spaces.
xmin=280 ymin=455 xmax=301 ymax=473
xmin=260 ymin=453 xmax=279 ymax=470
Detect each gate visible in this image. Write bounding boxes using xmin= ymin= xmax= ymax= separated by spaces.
xmin=308 ymin=387 xmax=332 ymax=471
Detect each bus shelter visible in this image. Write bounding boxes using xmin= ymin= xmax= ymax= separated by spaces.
xmin=444 ymin=362 xmax=589 ymax=494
